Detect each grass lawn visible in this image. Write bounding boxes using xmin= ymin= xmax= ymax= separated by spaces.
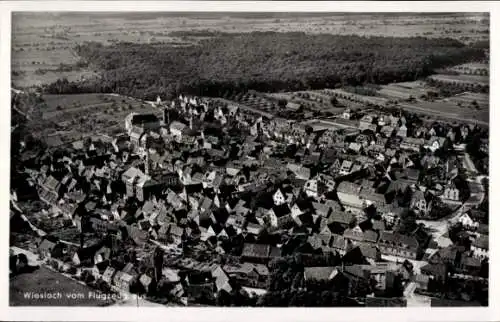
xmin=10 ymin=266 xmax=115 ymax=306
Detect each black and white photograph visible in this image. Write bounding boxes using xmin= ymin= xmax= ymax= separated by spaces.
xmin=3 ymin=1 xmax=494 ymax=317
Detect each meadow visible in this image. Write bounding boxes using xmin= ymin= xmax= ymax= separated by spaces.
xmin=20 ymin=92 xmax=162 ymax=147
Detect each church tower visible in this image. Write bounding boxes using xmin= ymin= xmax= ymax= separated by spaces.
xmin=163 ymin=108 xmax=170 ymax=125
xmin=141 ymin=133 xmax=153 ymax=176
xmin=145 ymin=149 xmax=151 ymax=176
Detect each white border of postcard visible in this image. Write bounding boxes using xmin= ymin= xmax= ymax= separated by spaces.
xmin=0 ymin=1 xmax=498 ymax=322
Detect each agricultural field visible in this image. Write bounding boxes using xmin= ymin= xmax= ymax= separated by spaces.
xmin=446 ymin=92 xmax=488 ymax=108
xmin=429 ymin=74 xmax=489 ymax=86
xmin=11 ymin=42 xmax=98 ymax=87
xmin=10 ymin=266 xmax=115 ymax=306
xmin=11 ymin=13 xmax=194 ymax=88
xmin=314 ymin=80 xmax=489 ymax=125
xmin=399 ymin=99 xmax=488 ymax=125
xmin=266 ymin=92 xmax=337 ymax=114
xmin=11 ymin=12 xmax=489 ymax=88
xmin=225 ymin=92 xmax=278 ymax=116
xmin=321 ymin=88 xmax=389 ymax=107
xmin=244 ymin=88 xmax=375 ymax=120
xmin=267 ymin=80 xmax=488 ymax=126
xmin=447 ymin=62 xmax=489 ymax=76
xmin=377 ymin=81 xmax=440 ymax=101
xmin=23 ymin=92 xmax=162 ymax=146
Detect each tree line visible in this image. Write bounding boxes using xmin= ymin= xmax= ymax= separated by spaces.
xmin=43 ymin=32 xmax=486 ymax=100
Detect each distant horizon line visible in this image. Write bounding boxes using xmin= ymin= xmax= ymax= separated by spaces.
xmin=13 ymin=12 xmax=489 ymax=17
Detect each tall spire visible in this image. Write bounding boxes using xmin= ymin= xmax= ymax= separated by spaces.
xmin=143 ymin=134 xmax=151 ymax=176
xmin=145 ymin=149 xmax=150 ymax=176
xmin=445 ymin=159 xmax=449 ymax=180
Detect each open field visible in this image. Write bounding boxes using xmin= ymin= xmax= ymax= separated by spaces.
xmin=265 ymin=91 xmax=345 ymax=115
xmin=12 ymin=13 xmax=490 ymax=129
xmin=264 ymin=92 xmax=324 ymax=114
xmin=316 ymin=78 xmax=488 ymax=125
xmin=399 ymin=100 xmax=488 ymax=125
xmin=212 ymin=97 xmax=274 ymax=119
xmin=10 ymin=266 xmax=115 ymax=306
xmin=377 ymin=81 xmax=440 ymax=100
xmin=447 ymin=62 xmax=489 ymax=75
xmin=240 ymin=83 xmax=489 ymax=125
xmin=446 ymin=92 xmax=488 ymax=108
xmin=21 ymin=92 xmax=162 ymax=146
xmin=13 ymin=12 xmax=489 ymax=44
xmin=321 ymin=88 xmax=389 ymax=107
xmin=12 ymin=70 xmax=99 ymax=88
xmin=42 ymin=92 xmax=114 ymax=111
xmin=429 ymin=74 xmax=489 ymax=86
xmin=372 ymin=74 xmax=488 ymax=125
xmin=12 ymin=12 xmax=489 ymax=88
xmin=224 ymin=92 xmax=278 ymax=116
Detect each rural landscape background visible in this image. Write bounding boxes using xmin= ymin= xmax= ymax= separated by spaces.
xmin=10 ymin=12 xmax=489 ymax=308
xmin=12 ymin=12 xmax=489 ymax=143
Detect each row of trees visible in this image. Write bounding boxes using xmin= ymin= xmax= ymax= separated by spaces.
xmin=43 ymin=32 xmax=486 ymax=100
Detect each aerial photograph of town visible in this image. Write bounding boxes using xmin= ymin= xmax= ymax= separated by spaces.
xmin=9 ymin=11 xmax=489 ymax=307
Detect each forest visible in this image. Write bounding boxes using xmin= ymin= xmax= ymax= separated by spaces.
xmin=43 ymin=32 xmax=486 ymax=100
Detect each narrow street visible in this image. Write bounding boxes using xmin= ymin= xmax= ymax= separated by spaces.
xmin=20 ymin=214 xmax=47 ymax=237
xmin=417 ymin=205 xmax=463 ymax=240
xmin=381 ymin=254 xmax=427 ymax=274
xmin=417 ymin=173 xmax=487 ymax=240
xmin=464 ymin=175 xmax=487 ymax=208
xmin=406 ymin=292 xmax=432 ymax=307
xmin=112 ymin=294 xmax=166 ymax=307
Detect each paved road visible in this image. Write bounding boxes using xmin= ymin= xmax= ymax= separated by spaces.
xmin=381 ymin=254 xmax=427 ymax=275
xmin=149 ymin=239 xmax=183 ymax=255
xmin=463 ymin=153 xmax=479 ymax=173
xmin=112 ymin=294 xmax=165 ymax=307
xmin=406 ymin=292 xmax=432 ymax=307
xmin=20 ymin=214 xmax=46 ymax=237
xmin=464 ymin=175 xmax=487 ymax=208
xmin=403 ymin=281 xmax=417 ymax=297
xmin=417 ymin=205 xmax=463 ymax=240
xmin=417 ymin=173 xmax=486 ymax=240
xmin=403 ymin=276 xmax=433 ymax=307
